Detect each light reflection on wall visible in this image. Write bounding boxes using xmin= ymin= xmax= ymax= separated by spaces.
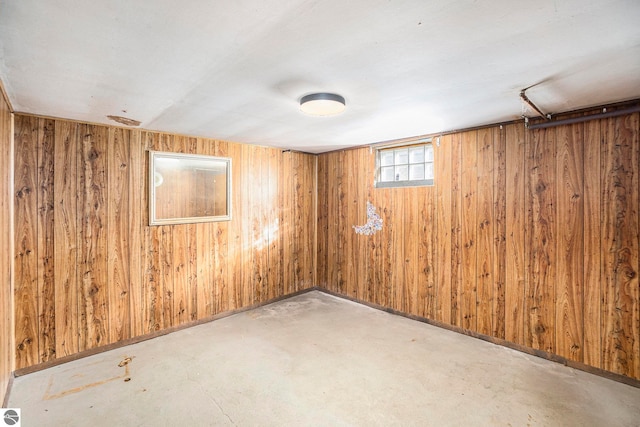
xmin=253 ymin=219 xmax=279 ymax=250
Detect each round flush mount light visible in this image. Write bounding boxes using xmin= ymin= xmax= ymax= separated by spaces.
xmin=300 ymin=93 xmax=346 ymax=116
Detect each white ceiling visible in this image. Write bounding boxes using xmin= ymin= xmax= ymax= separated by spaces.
xmin=1 ymin=0 xmax=639 ymax=153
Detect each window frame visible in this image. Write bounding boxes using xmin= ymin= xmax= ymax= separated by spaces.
xmin=149 ymin=150 xmax=232 ymax=226
xmin=374 ymin=139 xmax=435 ymax=188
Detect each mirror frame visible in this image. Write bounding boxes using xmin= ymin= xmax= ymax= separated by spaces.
xmin=149 ymin=150 xmax=232 ymax=225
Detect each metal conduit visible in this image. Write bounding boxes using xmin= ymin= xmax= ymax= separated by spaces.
xmin=527 ymin=105 xmax=640 ymax=130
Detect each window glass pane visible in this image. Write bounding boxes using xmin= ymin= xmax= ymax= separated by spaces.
xmin=381 ymin=166 xmax=395 ymax=182
xmin=409 ymin=146 xmax=424 ymax=164
xmin=409 ymin=164 xmax=424 ymax=180
xmin=395 ymin=164 xmax=408 ymax=181
xmin=380 ymin=150 xmax=394 ymax=167
xmin=425 ymin=144 xmax=434 ymax=162
xmin=394 ymin=148 xmax=409 ymax=165
xmin=425 ymin=162 xmax=434 ymax=180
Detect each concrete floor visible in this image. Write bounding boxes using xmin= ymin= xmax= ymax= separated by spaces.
xmin=7 ymin=291 xmax=640 ymax=426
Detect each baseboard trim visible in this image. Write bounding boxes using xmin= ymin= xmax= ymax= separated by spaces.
xmin=13 ymin=287 xmax=319 ymax=377
xmin=318 ymin=288 xmax=640 ymax=389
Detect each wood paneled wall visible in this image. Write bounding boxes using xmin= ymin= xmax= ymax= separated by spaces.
xmin=318 ymin=111 xmax=640 ymax=380
xmin=13 ymin=114 xmax=317 ymax=369
xmin=0 ymin=86 xmax=13 ymax=404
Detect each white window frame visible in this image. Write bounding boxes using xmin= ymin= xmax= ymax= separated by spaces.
xmin=374 ymin=139 xmax=435 ymax=188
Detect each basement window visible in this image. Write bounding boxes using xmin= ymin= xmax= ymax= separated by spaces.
xmin=374 ymin=140 xmax=434 ymax=188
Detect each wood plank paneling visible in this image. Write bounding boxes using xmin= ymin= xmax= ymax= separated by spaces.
xmin=195 ymin=137 xmax=213 ymax=318
xmin=492 ymin=126 xmax=507 ymax=339
xmin=435 ymin=134 xmax=453 ymax=324
xmin=213 ymin=140 xmax=229 ymax=314
xmin=354 ymin=149 xmax=369 ymax=301
xmin=343 ymin=150 xmax=357 ymax=298
xmin=53 ymin=121 xmax=79 ymax=356
xmin=292 ymin=152 xmax=317 ymax=292
xmin=450 ymin=134 xmax=463 ymax=328
xmin=476 ymin=127 xmax=494 ymax=336
xmin=505 ymin=123 xmax=526 ymax=345
xmin=378 ymin=187 xmax=393 ymax=308
xmin=158 ymin=135 xmax=174 ymax=329
xmin=391 ymin=188 xmax=405 ymax=312
xmin=316 ymin=153 xmax=328 ymax=289
xmin=333 ymin=150 xmax=346 ymax=295
xmin=170 ymin=136 xmax=190 ymax=325
xmin=143 ymin=132 xmax=163 ymax=332
xmin=13 ymin=115 xmax=318 ymax=371
xmin=418 ymin=185 xmax=435 ymax=319
xmin=364 ymin=151 xmax=377 ymax=304
xmin=128 ymin=130 xmax=143 ymax=337
xmin=78 ymin=124 xmax=109 ymax=349
xmin=583 ymin=119 xmax=601 ymax=368
xmin=525 ymin=127 xmax=556 ymax=353
xmin=37 ymin=119 xmax=56 ymax=362
xmin=555 ymin=123 xmax=584 ymax=361
xmin=403 ymin=186 xmax=418 ymax=315
xmin=14 ymin=115 xmax=39 ymax=368
xmin=10 ymin=106 xmax=640 ymax=381
xmin=460 ymin=131 xmax=477 ymax=331
xmin=107 ymin=127 xmax=131 ymax=343
xmin=601 ymin=113 xmax=639 ymax=378
xmin=317 ymin=106 xmax=640 ymax=381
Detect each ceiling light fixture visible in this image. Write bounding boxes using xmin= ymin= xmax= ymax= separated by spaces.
xmin=300 ymin=93 xmax=346 ymax=116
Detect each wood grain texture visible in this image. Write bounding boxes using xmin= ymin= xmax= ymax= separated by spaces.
xmin=142 ymin=132 xmax=163 ymax=332
xmin=10 ymin=107 xmax=640 ymax=381
xmin=391 ymin=187 xmax=405 ymax=312
xmin=492 ymin=127 xmax=507 ymax=339
xmin=213 ymin=140 xmax=229 ymax=314
xmin=317 ymin=107 xmax=640 ymax=380
xmin=504 ymin=123 xmax=526 ymax=345
xmin=364 ymin=151 xmax=376 ymax=304
xmin=476 ymin=127 xmax=494 ymax=336
xmin=316 ymin=154 xmax=329 ymax=289
xmin=195 ymin=137 xmax=213 ymax=318
xmin=378 ymin=187 xmax=393 ymax=308
xmin=53 ymin=121 xmax=79 ymax=357
xmin=13 ymin=115 xmax=318 ymax=370
xmin=37 ymin=119 xmax=56 ymax=362
xmin=0 ymin=86 xmax=13 ymax=404
xmin=170 ymin=135 xmax=190 ymax=325
xmin=460 ymin=131 xmax=477 ymax=331
xmin=333 ymin=151 xmax=346 ymax=295
xmin=450 ymin=134 xmax=463 ymax=328
xmin=403 ymin=186 xmax=418 ymax=315
xmin=525 ymin=127 xmax=556 ymax=353
xmin=158 ymin=135 xmax=174 ymax=328
xmin=250 ymin=144 xmax=263 ymax=303
xmin=435 ymin=134 xmax=453 ymax=324
xmin=582 ymin=119 xmax=601 ymax=368
xmin=292 ymin=152 xmax=317 ymax=292
xmin=601 ymin=113 xmax=639 ymax=378
xmin=555 ymin=123 xmax=584 ymax=361
xmin=128 ymin=130 xmax=144 ymax=336
xmin=354 ymin=149 xmax=369 ymax=301
xmin=107 ymin=127 xmax=131 ymax=343
xmin=14 ymin=115 xmax=39 ymax=368
xmin=78 ymin=124 xmax=110 ymax=349
xmin=419 ymin=185 xmax=435 ymax=319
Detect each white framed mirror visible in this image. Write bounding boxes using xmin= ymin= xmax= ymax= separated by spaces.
xmin=149 ymin=151 xmax=232 ymax=225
